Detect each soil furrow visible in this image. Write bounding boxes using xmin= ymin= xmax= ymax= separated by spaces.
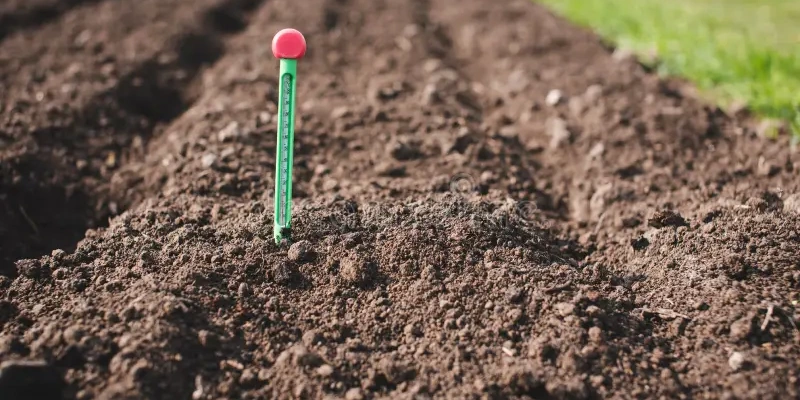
xmin=0 ymin=0 xmax=219 ymax=274
xmin=0 ymin=0 xmax=266 ymax=276
xmin=0 ymin=0 xmax=109 ymax=43
xmin=105 ymin=0 xmax=337 ymax=204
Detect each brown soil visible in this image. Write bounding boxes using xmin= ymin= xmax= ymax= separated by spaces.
xmin=1 ymin=0 xmax=799 ymax=399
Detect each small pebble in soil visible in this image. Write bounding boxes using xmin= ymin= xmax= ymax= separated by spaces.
xmin=316 ymin=364 xmax=334 ymax=377
xmin=287 ymin=240 xmax=315 ymax=263
xmin=257 ymin=112 xmax=272 ymax=125
xmin=201 ymin=153 xmax=217 ymax=168
xmin=545 ymin=89 xmax=563 ymax=106
xmin=588 ymin=142 xmax=605 ymax=159
xmin=728 ymin=351 xmax=746 ymax=371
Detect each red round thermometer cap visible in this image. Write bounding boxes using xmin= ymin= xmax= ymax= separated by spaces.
xmin=272 ymin=28 xmax=306 ymax=59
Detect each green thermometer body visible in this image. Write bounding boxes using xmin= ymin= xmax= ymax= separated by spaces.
xmin=271 ymin=29 xmax=306 ymax=244
xmin=274 ymin=59 xmax=297 ymax=243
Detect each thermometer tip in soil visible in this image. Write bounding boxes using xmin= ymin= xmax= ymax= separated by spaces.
xmin=272 ymin=29 xmax=305 ymax=244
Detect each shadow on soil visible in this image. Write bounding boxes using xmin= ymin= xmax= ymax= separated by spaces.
xmin=0 ymin=0 xmax=266 ymax=276
xmin=0 ymin=0 xmax=109 ymax=43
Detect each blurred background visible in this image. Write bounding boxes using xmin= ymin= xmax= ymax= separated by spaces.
xmin=541 ymin=0 xmax=800 ymax=137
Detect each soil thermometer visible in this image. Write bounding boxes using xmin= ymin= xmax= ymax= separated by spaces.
xmin=272 ymin=28 xmax=306 ymax=244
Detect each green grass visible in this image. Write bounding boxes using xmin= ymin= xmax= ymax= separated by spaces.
xmin=538 ymin=0 xmax=800 ymax=135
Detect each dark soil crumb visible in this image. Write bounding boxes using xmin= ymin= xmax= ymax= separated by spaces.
xmin=648 ymin=210 xmax=689 ymax=228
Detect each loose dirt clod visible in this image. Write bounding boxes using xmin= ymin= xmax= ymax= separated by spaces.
xmin=287 ymin=240 xmax=315 ymax=263
xmin=648 ymin=210 xmax=688 ymax=228
xmin=339 ymin=255 xmax=375 ymax=286
xmin=269 ymin=261 xmax=300 ymax=286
